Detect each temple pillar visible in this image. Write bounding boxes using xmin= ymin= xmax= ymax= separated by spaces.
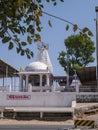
xmin=40 ymin=74 xmax=42 ymax=92
xmin=19 ymin=75 xmax=23 ymax=91
xmin=76 ymin=84 xmax=79 ymax=93
xmin=26 ymin=75 xmax=29 ymax=92
xmin=46 ymin=74 xmax=50 ymax=86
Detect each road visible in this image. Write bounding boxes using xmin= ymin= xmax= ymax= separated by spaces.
xmin=0 ymin=125 xmax=74 ymax=130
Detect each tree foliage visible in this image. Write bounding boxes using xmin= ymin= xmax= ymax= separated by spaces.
xmin=0 ymin=0 xmax=93 ymax=59
xmin=58 ymin=34 xmax=95 ymax=76
xmin=0 ymin=0 xmax=64 ymax=58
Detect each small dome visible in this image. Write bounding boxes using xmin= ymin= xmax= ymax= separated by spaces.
xmin=25 ymin=61 xmax=48 ymax=71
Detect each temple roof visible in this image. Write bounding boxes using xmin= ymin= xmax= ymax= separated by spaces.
xmin=76 ymin=66 xmax=97 ymax=85
xmin=25 ymin=61 xmax=48 ymax=72
xmin=0 ymin=58 xmax=19 ymax=77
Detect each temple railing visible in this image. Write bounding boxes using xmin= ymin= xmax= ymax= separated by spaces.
xmin=79 ymin=85 xmax=97 ymax=92
xmin=1 ymin=85 xmax=97 ymax=93
xmin=0 ymin=86 xmax=11 ymax=92
xmin=0 ymin=85 xmax=76 ymax=92
xmin=28 ymin=86 xmax=51 ymax=92
xmin=28 ymin=85 xmax=76 ymax=92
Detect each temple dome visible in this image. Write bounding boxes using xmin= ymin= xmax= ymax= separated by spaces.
xmin=25 ymin=61 xmax=48 ymax=71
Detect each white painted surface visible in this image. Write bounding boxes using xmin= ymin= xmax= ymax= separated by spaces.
xmin=72 ymin=101 xmax=76 ymax=108
xmin=5 ymin=107 xmax=74 ymax=112
xmin=25 ymin=61 xmax=48 ymax=71
xmin=77 ymin=92 xmax=98 ymax=95
xmin=0 ymin=92 xmax=76 ymax=107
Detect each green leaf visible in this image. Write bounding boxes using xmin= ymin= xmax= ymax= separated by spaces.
xmin=0 ymin=31 xmax=4 ymax=37
xmin=37 ymin=26 xmax=41 ymax=32
xmin=2 ymin=37 xmax=11 ymax=43
xmin=8 ymin=42 xmax=14 ymax=50
xmin=46 ymin=0 xmax=50 ymax=2
xmin=48 ymin=20 xmax=52 ymax=27
xmin=26 ymin=17 xmax=31 ymax=25
xmin=73 ymin=24 xmax=78 ymax=32
xmin=30 ymin=51 xmax=34 ymax=57
xmin=82 ymin=34 xmax=88 ymax=39
xmin=21 ymin=50 xmax=25 ymax=55
xmin=37 ymin=0 xmax=41 ymax=2
xmin=27 ymin=36 xmax=32 ymax=44
xmin=60 ymin=0 xmax=64 ymax=2
xmin=14 ymin=28 xmax=20 ymax=34
xmin=16 ymin=47 xmax=21 ymax=53
xmin=66 ymin=25 xmax=69 ymax=31
xmin=53 ymin=2 xmax=57 ymax=6
xmin=35 ymin=34 xmax=41 ymax=41
xmin=38 ymin=10 xmax=42 ymax=16
xmin=25 ymin=48 xmax=33 ymax=59
xmin=27 ymin=54 xmax=31 ymax=59
xmin=17 ymin=0 xmax=24 ymax=7
xmin=36 ymin=17 xmax=41 ymax=26
xmin=88 ymin=30 xmax=93 ymax=37
xmin=21 ymin=42 xmax=27 ymax=46
xmin=82 ymin=27 xmax=89 ymax=33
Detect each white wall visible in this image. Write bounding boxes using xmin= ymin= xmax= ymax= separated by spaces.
xmin=0 ymin=92 xmax=76 ymax=107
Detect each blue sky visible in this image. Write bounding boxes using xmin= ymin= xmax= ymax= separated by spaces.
xmin=0 ymin=0 xmax=98 ymax=76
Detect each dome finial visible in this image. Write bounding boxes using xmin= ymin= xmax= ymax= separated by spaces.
xmin=37 ymin=40 xmax=49 ymax=51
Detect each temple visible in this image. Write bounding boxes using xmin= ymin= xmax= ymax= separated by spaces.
xmin=0 ymin=41 xmax=97 ymax=119
xmin=18 ymin=42 xmax=53 ymax=92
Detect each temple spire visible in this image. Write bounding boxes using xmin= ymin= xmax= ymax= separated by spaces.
xmin=36 ymin=40 xmax=53 ymax=74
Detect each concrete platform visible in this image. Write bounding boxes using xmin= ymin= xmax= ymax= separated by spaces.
xmin=0 ymin=107 xmax=74 ymax=119
xmin=4 ymin=107 xmax=74 ymax=113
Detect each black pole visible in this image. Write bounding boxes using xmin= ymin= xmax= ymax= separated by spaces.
xmin=95 ymin=7 xmax=98 ymax=91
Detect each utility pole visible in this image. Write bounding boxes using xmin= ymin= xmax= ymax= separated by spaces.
xmin=95 ymin=7 xmax=98 ymax=91
xmin=66 ymin=50 xmax=69 ymax=87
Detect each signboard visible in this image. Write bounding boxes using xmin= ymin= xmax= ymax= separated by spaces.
xmin=7 ymin=95 xmax=31 ymax=100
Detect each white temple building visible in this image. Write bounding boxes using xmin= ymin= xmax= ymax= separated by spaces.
xmin=0 ymin=42 xmax=76 ymax=118
xmin=18 ymin=42 xmax=53 ymax=92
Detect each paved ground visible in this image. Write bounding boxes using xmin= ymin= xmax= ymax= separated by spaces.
xmin=75 ymin=103 xmax=98 ymax=109
xmin=0 ymin=125 xmax=74 ymax=130
xmin=0 ymin=118 xmax=74 ymax=125
xmin=74 ymin=103 xmax=98 ymax=128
